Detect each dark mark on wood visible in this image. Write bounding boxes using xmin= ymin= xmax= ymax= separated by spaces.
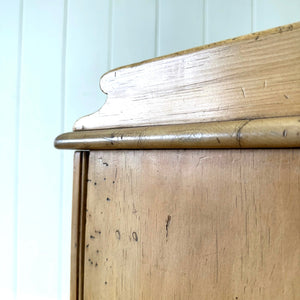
xmin=166 ymin=215 xmax=172 ymax=239
xmin=94 ymin=182 xmax=97 ymax=186
xmin=115 ymin=230 xmax=121 ymax=240
xmin=132 ymin=232 xmax=138 ymax=242
xmin=106 ymin=197 xmax=111 ymax=201
xmin=96 ymin=250 xmax=99 ymax=253
xmin=90 ymin=235 xmax=95 ymax=239
xmin=105 ymin=281 xmax=107 ymax=285
xmin=284 ymin=94 xmax=289 ymax=99
xmin=95 ymin=262 xmax=98 ymax=267
xmin=283 ymin=129 xmax=287 ymax=137
xmin=95 ymin=230 xmax=101 ymax=235
xmin=99 ymin=158 xmax=109 ymax=166
xmin=86 ymin=244 xmax=89 ymax=248
xmin=216 ymin=137 xmax=221 ymax=144
xmin=236 ymin=120 xmax=251 ymax=147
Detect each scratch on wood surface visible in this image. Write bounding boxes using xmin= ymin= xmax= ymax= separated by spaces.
xmin=236 ymin=120 xmax=251 ymax=147
xmin=241 ymin=87 xmax=246 ymax=98
xmin=196 ymin=156 xmax=209 ymax=167
xmin=165 ymin=215 xmax=172 ymax=240
xmin=283 ymin=129 xmax=287 ymax=137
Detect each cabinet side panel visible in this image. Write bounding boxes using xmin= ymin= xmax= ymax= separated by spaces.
xmin=70 ymin=151 xmax=89 ymax=300
xmin=70 ymin=152 xmax=82 ymax=300
xmin=84 ymin=150 xmax=300 ymax=299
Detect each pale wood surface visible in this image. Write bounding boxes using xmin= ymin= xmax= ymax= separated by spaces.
xmin=83 ymin=150 xmax=300 ymax=299
xmin=70 ymin=152 xmax=81 ymax=300
xmin=70 ymin=152 xmax=89 ymax=300
xmin=62 ymin=22 xmax=300 ymax=300
xmin=74 ymin=22 xmax=300 ymax=131
xmin=56 ymin=116 xmax=300 ymax=150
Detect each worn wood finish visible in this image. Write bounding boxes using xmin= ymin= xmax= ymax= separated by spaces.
xmin=56 ymin=116 xmax=300 ymax=150
xmin=74 ymin=22 xmax=300 ymax=131
xmin=70 ymin=152 xmax=89 ymax=300
xmin=70 ymin=152 xmax=81 ymax=300
xmin=55 ymin=22 xmax=300 ymax=300
xmin=83 ymin=150 xmax=300 ymax=299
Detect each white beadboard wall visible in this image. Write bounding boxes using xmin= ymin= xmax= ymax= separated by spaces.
xmin=0 ymin=0 xmax=299 ymax=299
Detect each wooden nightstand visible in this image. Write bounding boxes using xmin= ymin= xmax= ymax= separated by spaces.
xmin=55 ymin=22 xmax=300 ymax=300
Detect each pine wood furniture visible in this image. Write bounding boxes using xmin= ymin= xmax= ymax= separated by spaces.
xmin=55 ymin=22 xmax=300 ymax=299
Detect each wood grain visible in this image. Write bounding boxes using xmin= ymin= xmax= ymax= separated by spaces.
xmin=70 ymin=152 xmax=89 ymax=300
xmin=56 ymin=116 xmax=300 ymax=150
xmin=74 ymin=22 xmax=300 ymax=131
xmin=70 ymin=152 xmax=81 ymax=300
xmin=83 ymin=150 xmax=300 ymax=299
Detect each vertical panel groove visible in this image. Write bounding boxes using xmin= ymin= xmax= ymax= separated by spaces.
xmin=61 ymin=0 xmax=68 ymax=137
xmin=78 ymin=152 xmax=89 ymax=300
xmin=251 ymin=0 xmax=254 ymax=32
xmin=203 ymin=0 xmax=206 ymax=44
xmin=252 ymin=0 xmax=257 ymax=32
xmin=108 ymin=0 xmax=113 ymax=70
xmin=14 ymin=0 xmax=24 ymax=297
xmin=155 ymin=0 xmax=160 ymax=57
xmin=59 ymin=0 xmax=69 ymax=299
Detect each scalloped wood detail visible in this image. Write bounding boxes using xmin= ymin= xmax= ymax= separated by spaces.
xmin=74 ymin=22 xmax=300 ymax=131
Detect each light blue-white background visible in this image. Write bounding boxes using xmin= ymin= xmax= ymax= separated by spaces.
xmin=0 ymin=0 xmax=299 ymax=299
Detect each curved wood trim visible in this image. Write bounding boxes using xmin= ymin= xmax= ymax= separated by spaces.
xmin=55 ymin=116 xmax=300 ymax=150
xmin=74 ymin=22 xmax=300 ymax=131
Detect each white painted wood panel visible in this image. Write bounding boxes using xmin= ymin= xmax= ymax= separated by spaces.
xmin=0 ymin=1 xmax=21 ymax=298
xmin=17 ymin=1 xmax=65 ymax=299
xmin=254 ymin=0 xmax=300 ymax=31
xmin=158 ymin=0 xmax=204 ymax=56
xmin=111 ymin=0 xmax=156 ymax=68
xmin=206 ymin=0 xmax=252 ymax=44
